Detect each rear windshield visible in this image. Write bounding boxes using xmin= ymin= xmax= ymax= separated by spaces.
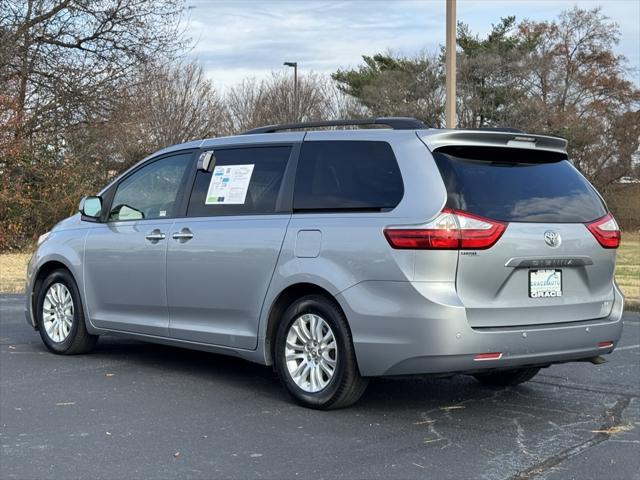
xmin=433 ymin=149 xmax=606 ymax=223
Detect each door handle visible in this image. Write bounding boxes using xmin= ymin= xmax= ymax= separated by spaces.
xmin=172 ymin=228 xmax=193 ymax=242
xmin=145 ymin=229 xmax=166 ymax=242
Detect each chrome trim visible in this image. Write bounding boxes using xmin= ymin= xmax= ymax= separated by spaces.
xmin=505 ymin=256 xmax=593 ymax=268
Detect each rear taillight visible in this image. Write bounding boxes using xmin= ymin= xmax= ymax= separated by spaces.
xmin=586 ymin=213 xmax=620 ymax=249
xmin=384 ymin=208 xmax=506 ymax=250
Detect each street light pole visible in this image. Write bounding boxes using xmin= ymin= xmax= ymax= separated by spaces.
xmin=284 ymin=61 xmax=298 ymax=122
xmin=445 ymin=0 xmax=457 ymax=128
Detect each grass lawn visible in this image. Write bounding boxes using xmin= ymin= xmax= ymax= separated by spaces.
xmin=616 ymin=232 xmax=640 ymax=309
xmin=1 ymin=234 xmax=638 ymax=308
xmin=0 ymin=253 xmax=31 ymax=294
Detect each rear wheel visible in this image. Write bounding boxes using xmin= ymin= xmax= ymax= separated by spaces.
xmin=36 ymin=269 xmax=98 ymax=355
xmin=473 ymin=367 xmax=540 ymax=387
xmin=274 ymin=295 xmax=368 ymax=409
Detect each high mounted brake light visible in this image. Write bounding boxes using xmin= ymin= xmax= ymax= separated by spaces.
xmin=585 ymin=213 xmax=620 ymax=249
xmin=384 ymin=208 xmax=507 ymax=250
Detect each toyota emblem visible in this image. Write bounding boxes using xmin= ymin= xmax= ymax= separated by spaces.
xmin=544 ymin=230 xmax=561 ymax=248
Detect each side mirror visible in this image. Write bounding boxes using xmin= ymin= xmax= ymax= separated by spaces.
xmin=197 ymin=150 xmax=215 ymax=171
xmin=79 ymin=196 xmax=102 ymax=220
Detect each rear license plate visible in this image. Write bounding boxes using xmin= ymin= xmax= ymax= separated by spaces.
xmin=529 ymin=269 xmax=562 ymax=298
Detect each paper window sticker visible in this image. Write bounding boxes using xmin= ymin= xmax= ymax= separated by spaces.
xmin=205 ymin=164 xmax=255 ymax=205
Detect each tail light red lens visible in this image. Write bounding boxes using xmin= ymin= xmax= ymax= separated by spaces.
xmin=586 ymin=213 xmax=620 ymax=249
xmin=384 ymin=208 xmax=506 ymax=250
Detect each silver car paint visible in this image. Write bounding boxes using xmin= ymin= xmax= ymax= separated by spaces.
xmin=84 ymin=218 xmax=176 ymax=336
xmin=166 ymin=214 xmax=290 ymax=349
xmin=25 ymin=128 xmax=624 ymax=377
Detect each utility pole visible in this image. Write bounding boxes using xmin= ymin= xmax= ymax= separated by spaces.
xmin=445 ymin=0 xmax=457 ymax=128
xmin=284 ymin=61 xmax=298 ymax=122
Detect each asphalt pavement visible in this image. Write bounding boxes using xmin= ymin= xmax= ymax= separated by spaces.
xmin=1 ymin=294 xmax=639 ymax=480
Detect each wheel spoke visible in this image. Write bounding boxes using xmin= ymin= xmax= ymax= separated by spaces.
xmin=308 ymin=315 xmax=317 ymax=341
xmin=297 ymin=362 xmax=312 ymax=385
xmin=314 ymin=317 xmax=324 ymax=342
xmin=286 ymin=353 xmax=305 ymax=361
xmin=319 ymin=359 xmax=334 ymax=377
xmin=321 ymin=351 xmax=336 ymax=367
xmin=299 ymin=318 xmax=313 ymax=342
xmin=291 ymin=359 xmax=308 ymax=378
xmin=310 ymin=365 xmax=319 ymax=391
xmin=291 ymin=325 xmax=309 ymax=343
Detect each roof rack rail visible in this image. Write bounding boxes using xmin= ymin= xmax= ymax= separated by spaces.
xmin=471 ymin=127 xmax=526 ymax=134
xmin=242 ymin=117 xmax=427 ymax=135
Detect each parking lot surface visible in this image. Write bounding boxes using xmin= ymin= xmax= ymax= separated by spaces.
xmin=1 ymin=294 xmax=639 ymax=480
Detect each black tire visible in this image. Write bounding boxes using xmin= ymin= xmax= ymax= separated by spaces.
xmin=274 ymin=294 xmax=368 ymax=410
xmin=36 ymin=269 xmax=98 ymax=355
xmin=473 ymin=367 xmax=540 ymax=387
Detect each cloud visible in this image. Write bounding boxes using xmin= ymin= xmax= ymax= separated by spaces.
xmin=184 ymin=0 xmax=639 ymax=91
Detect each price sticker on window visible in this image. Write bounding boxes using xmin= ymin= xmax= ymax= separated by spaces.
xmin=205 ymin=164 xmax=254 ymax=205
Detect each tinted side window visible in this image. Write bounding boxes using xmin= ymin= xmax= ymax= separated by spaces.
xmin=187 ymin=146 xmax=291 ymax=217
xmin=294 ymin=141 xmax=403 ymax=212
xmin=434 ymin=150 xmax=607 ymax=223
xmin=109 ymin=153 xmax=192 ymax=221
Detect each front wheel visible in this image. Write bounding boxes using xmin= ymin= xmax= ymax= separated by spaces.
xmin=473 ymin=367 xmax=540 ymax=387
xmin=36 ymin=269 xmax=98 ymax=355
xmin=274 ymin=295 xmax=368 ymax=409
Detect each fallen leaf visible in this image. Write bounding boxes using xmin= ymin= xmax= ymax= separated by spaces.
xmin=591 ymin=424 xmax=634 ymax=435
xmin=423 ymin=438 xmax=445 ymax=444
xmin=440 ymin=405 xmax=465 ymax=411
xmin=413 ymin=420 xmax=435 ymax=425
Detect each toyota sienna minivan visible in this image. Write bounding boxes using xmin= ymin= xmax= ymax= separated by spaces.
xmin=25 ymin=117 xmax=624 ymax=409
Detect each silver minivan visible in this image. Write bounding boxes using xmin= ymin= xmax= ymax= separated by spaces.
xmin=25 ymin=118 xmax=624 ymax=409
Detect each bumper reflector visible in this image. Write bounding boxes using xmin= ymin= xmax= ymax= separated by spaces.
xmin=474 ymin=352 xmax=503 ymax=361
xmin=597 ymin=341 xmax=614 ymax=348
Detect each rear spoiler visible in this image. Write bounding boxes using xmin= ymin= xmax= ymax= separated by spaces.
xmin=418 ymin=130 xmax=568 ymax=154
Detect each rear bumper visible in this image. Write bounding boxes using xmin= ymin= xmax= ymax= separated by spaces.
xmin=338 ymin=280 xmax=624 ymax=377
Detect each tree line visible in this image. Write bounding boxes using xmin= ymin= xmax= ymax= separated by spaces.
xmin=1 ymin=1 xmax=638 ymax=251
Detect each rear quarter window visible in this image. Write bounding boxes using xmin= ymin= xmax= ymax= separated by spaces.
xmin=294 ymin=141 xmax=403 ymax=212
xmin=434 ymin=148 xmax=607 ymax=223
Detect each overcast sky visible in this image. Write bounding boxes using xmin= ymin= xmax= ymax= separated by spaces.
xmin=184 ymin=0 xmax=640 ymax=91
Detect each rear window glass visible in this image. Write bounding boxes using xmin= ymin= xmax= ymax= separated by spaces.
xmin=434 ymin=149 xmax=606 ymax=223
xmin=294 ymin=141 xmax=403 ymax=212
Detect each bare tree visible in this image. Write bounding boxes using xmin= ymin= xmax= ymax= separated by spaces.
xmin=131 ymin=61 xmax=226 ymax=150
xmin=225 ymin=72 xmax=337 ymax=133
xmin=1 ymin=0 xmax=186 ymax=141
xmin=62 ymin=60 xmax=228 ymax=171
